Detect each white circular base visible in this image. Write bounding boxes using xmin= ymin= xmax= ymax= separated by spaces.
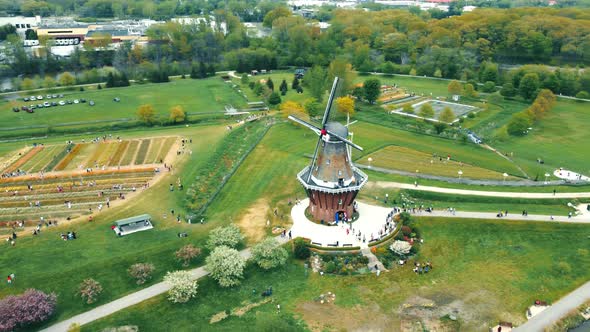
xmin=290 ymin=198 xmax=395 ymax=249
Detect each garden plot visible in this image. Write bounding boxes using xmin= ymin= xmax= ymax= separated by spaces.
xmin=391 ymin=99 xmax=477 ymax=123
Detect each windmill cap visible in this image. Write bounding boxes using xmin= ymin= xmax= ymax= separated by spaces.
xmin=325 ymin=122 xmax=348 ymax=141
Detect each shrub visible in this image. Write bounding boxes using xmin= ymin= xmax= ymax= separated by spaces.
xmin=401 ymin=225 xmax=412 ymax=236
xmin=67 ymin=323 xmax=81 ymax=332
xmin=206 ymin=225 xmax=243 ymax=249
xmin=128 ymin=263 xmax=155 ymax=285
xmin=175 ymin=244 xmax=201 ymax=267
xmin=398 ymin=212 xmax=412 ymax=225
xmin=481 ymin=81 xmax=496 ymax=93
xmin=575 ymin=91 xmax=590 ymax=99
xmin=164 ymin=270 xmax=198 ymax=303
xmin=206 ymin=246 xmax=246 ymax=287
xmin=78 ymin=278 xmax=103 ymax=304
xmin=251 ymin=237 xmax=289 ymax=270
xmin=268 ymin=92 xmax=281 ymax=105
xmin=0 ymin=289 xmax=57 ymax=332
xmin=293 ymin=238 xmax=311 ymax=259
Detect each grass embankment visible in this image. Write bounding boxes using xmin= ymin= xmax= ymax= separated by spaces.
xmin=0 ymin=124 xmax=228 ymax=328
xmin=84 ymin=218 xmax=590 ymax=331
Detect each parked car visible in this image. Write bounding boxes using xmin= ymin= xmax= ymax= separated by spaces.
xmin=37 ymin=104 xmax=43 ymax=108
xmin=80 ymin=98 xmax=86 ymax=103
xmin=59 ymin=100 xmax=65 ymax=106
xmin=37 ymin=95 xmax=43 ymax=100
xmin=58 ymin=94 xmax=64 ymax=98
xmin=26 ymin=108 xmax=34 ymax=113
xmin=29 ymin=105 xmax=36 ymax=109
xmin=52 ymin=94 xmax=57 ymax=98
xmin=23 ymin=97 xmax=29 ymax=102
xmin=21 ymin=106 xmax=29 ymax=111
xmin=66 ymin=100 xmax=73 ymax=104
xmin=51 ymin=102 xmax=58 ymax=106
xmin=12 ymin=107 xmax=20 ymax=112
xmin=89 ymin=100 xmax=95 ymax=106
xmin=74 ymin=99 xmax=79 ymax=104
xmin=43 ymin=102 xmax=50 ymax=107
xmin=30 ymin=96 xmax=36 ymax=101
xmin=46 ymin=94 xmax=52 ymax=99
xmin=113 ymin=97 xmax=120 ymax=102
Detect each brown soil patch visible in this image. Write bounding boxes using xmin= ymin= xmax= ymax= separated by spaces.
xmin=296 ymin=301 xmax=395 ymax=331
xmin=237 ymin=198 xmax=270 ymax=244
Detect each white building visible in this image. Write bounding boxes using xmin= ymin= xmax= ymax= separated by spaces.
xmin=0 ymin=16 xmax=40 ymax=37
xmin=171 ymin=16 xmax=228 ymax=35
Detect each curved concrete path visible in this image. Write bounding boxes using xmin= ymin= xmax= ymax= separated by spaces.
xmin=371 ymin=181 xmax=590 ymax=199
xmin=513 ymin=281 xmax=590 ymax=332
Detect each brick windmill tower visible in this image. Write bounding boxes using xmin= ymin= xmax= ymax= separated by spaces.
xmin=289 ymin=77 xmax=368 ymax=222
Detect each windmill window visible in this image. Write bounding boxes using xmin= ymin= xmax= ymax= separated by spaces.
xmin=338 ymin=170 xmax=342 ymax=176
xmin=338 ymin=199 xmax=343 ymax=205
xmin=326 ymin=159 xmax=330 ymax=165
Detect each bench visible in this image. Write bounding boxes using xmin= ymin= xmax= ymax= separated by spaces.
xmin=311 ymin=242 xmax=322 ymax=246
xmin=342 ymin=243 xmax=353 ymax=247
xmin=327 ymin=243 xmax=338 ymax=247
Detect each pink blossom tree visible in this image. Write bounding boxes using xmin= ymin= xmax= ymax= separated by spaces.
xmin=0 ymin=289 xmax=57 ymax=332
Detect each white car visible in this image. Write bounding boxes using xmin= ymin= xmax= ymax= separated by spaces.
xmin=46 ymin=95 xmax=52 ymax=99
xmin=73 ymin=99 xmax=79 ymax=104
xmin=37 ymin=95 xmax=43 ymax=100
xmin=30 ymin=96 xmax=36 ymax=101
xmin=43 ymin=101 xmax=50 ymax=107
xmin=58 ymin=100 xmax=65 ymax=106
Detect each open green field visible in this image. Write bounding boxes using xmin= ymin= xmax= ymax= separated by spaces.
xmin=0 ymin=77 xmax=247 ymax=131
xmin=84 ymin=218 xmax=590 ymax=331
xmin=493 ymin=99 xmax=590 ymax=178
xmin=365 ymin=145 xmax=518 ymax=180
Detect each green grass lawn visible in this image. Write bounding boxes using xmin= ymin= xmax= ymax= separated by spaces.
xmin=493 ymin=99 xmax=590 ymax=178
xmin=83 ymin=218 xmax=590 ymax=332
xmin=0 ymin=77 xmax=247 ymax=131
xmin=0 ymin=124 xmax=229 ymax=328
xmin=364 ymin=145 xmax=518 ymax=180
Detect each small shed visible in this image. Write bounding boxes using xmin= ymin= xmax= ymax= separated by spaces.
xmin=113 ymin=214 xmax=153 ymax=236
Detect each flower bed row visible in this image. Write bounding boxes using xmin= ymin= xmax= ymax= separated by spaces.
xmin=108 ymin=141 xmax=130 ymax=166
xmin=54 ymin=144 xmax=83 ymax=171
xmin=134 ymin=139 xmax=151 ymax=164
xmin=156 ymin=137 xmax=176 ymax=163
xmin=4 ymin=146 xmax=43 ymax=174
xmin=45 ymin=144 xmax=75 ymax=171
xmin=120 ymin=140 xmax=139 ymax=165
xmin=0 ymin=167 xmax=156 ymax=185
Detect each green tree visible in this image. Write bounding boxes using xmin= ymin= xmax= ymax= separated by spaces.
xmin=21 ymin=78 xmax=35 ymax=90
xmin=137 ymin=104 xmax=156 ymax=125
xmin=305 ymin=66 xmax=327 ymax=102
xmin=263 ymin=6 xmax=292 ymax=28
xmin=438 ymin=107 xmax=455 ymax=123
xmin=482 ymin=81 xmax=496 ymax=93
xmin=363 ymin=78 xmax=381 ymax=104
xmin=292 ymin=77 xmax=300 ymax=90
xmin=448 ymin=80 xmax=462 ymax=95
xmin=279 ymin=79 xmax=288 ymax=94
xmin=251 ymin=237 xmax=289 ymax=270
xmin=418 ymin=103 xmax=434 ymax=119
xmin=268 ymin=92 xmax=281 ymax=105
xmin=402 ymin=103 xmax=414 ymax=114
xmin=59 ymin=72 xmax=76 ymax=86
xmin=206 ymin=246 xmax=246 ymax=287
xmin=507 ymin=112 xmax=532 ymax=136
xmin=293 ymin=238 xmax=310 ymax=259
xmin=266 ymin=78 xmax=274 ymax=91
xmin=519 ymin=73 xmax=540 ymax=100
xmin=500 ymin=83 xmax=517 ymax=97
xmin=327 ymin=58 xmax=356 ymax=93
xmin=463 ymin=83 xmax=478 ymax=98
xmin=304 ymin=98 xmax=321 ymax=118
xmin=43 ymin=76 xmax=56 ymax=89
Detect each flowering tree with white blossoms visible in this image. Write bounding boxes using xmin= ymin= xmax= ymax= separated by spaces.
xmin=164 ymin=270 xmax=198 ymax=303
xmin=389 ymin=240 xmax=412 ymax=256
xmin=206 ymin=246 xmax=246 ymax=287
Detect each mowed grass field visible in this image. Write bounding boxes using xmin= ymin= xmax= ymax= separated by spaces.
xmin=364 ymin=145 xmax=518 ymax=180
xmin=0 ymin=124 xmax=228 ymax=327
xmin=493 ymin=99 xmax=590 ymax=179
xmin=84 ymin=218 xmax=590 ymax=332
xmin=0 ymin=77 xmax=247 ymax=130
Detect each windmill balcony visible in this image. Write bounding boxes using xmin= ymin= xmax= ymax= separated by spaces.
xmin=297 ymin=165 xmax=368 ymax=194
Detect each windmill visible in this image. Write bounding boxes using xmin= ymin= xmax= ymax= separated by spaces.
xmin=289 ymin=77 xmax=368 ymax=222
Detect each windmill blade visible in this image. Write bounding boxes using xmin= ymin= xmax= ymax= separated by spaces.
xmin=288 ymin=115 xmax=322 ymax=136
xmin=307 ymin=136 xmax=323 ymax=183
xmin=321 ymin=77 xmax=341 ymax=127
xmin=325 ymin=129 xmax=364 ymax=151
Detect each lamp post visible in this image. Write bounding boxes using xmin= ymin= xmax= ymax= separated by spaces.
xmin=544 ymin=173 xmax=550 ymax=184
xmin=368 ymin=157 xmax=373 ymax=169
xmin=458 ymin=170 xmax=463 ymax=179
xmin=503 ymin=173 xmax=508 ymax=183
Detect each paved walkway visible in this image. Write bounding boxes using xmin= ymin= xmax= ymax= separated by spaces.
xmin=41 ymin=237 xmax=288 ymax=332
xmin=361 ymin=248 xmax=388 ymax=273
xmin=414 ymin=210 xmax=590 ymax=223
xmin=290 ymin=198 xmax=394 ymax=249
xmin=371 ymin=181 xmax=590 ymax=199
xmin=513 ymin=281 xmax=590 ymax=332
